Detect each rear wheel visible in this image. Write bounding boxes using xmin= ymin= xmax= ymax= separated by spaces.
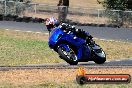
xmin=58 ymin=45 xmax=78 ymax=65
xmin=93 ymin=49 xmax=106 ymax=64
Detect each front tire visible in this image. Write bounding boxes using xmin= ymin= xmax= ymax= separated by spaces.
xmin=58 ymin=45 xmax=78 ymax=65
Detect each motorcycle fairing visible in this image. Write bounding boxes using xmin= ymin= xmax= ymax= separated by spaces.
xmin=48 ymin=27 xmax=92 ymax=61
xmin=77 ymin=44 xmax=91 ymax=61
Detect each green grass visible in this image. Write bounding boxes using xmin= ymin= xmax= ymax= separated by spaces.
xmin=0 ymin=37 xmax=59 ymax=65
xmin=0 ymin=29 xmax=132 ymax=66
xmin=0 ymin=30 xmax=63 ymax=66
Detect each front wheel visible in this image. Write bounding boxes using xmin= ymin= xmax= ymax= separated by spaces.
xmin=58 ymin=45 xmax=78 ymax=65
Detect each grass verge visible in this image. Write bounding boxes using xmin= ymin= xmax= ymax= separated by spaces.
xmin=0 ymin=29 xmax=63 ymax=66
xmin=0 ymin=29 xmax=132 ymax=66
xmin=0 ymin=68 xmax=131 ymax=88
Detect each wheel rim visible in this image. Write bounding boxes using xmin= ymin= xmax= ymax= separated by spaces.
xmin=61 ymin=47 xmax=77 ymax=62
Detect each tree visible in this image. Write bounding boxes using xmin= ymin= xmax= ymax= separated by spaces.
xmin=126 ymin=0 xmax=132 ymax=10
xmin=97 ymin=0 xmax=132 ymax=27
xmin=105 ymin=0 xmax=127 ymax=10
xmin=97 ymin=0 xmax=132 ymax=26
xmin=97 ymin=0 xmax=132 ymax=10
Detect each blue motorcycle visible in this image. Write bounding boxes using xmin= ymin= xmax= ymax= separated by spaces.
xmin=48 ymin=25 xmax=106 ymax=65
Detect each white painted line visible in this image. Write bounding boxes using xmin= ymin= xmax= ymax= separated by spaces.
xmin=35 ymin=32 xmax=42 ymax=34
xmin=3 ymin=29 xmax=129 ymax=43
xmin=106 ymin=61 xmax=110 ymax=62
xmin=115 ymin=60 xmax=121 ymax=61
xmin=5 ymin=29 xmax=9 ymax=30
xmin=26 ymin=31 xmax=32 ymax=33
xmin=128 ymin=58 xmax=132 ymax=60
xmin=94 ymin=38 xmax=116 ymax=42
xmin=9 ymin=29 xmax=47 ymax=35
xmin=44 ymin=33 xmax=49 ymax=35
xmin=94 ymin=37 xmax=129 ymax=43
xmin=100 ymin=39 xmax=106 ymax=41
xmin=15 ymin=30 xmax=21 ymax=31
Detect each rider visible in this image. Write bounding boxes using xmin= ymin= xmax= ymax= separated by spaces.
xmin=45 ymin=17 xmax=93 ymax=43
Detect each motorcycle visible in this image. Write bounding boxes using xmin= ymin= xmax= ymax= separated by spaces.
xmin=48 ymin=25 xmax=106 ymax=65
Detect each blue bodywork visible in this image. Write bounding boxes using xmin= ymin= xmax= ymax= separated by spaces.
xmin=48 ymin=27 xmax=91 ymax=61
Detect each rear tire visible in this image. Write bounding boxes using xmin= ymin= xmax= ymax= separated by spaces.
xmin=94 ymin=56 xmax=106 ymax=64
xmin=93 ymin=50 xmax=106 ymax=64
xmin=58 ymin=45 xmax=78 ymax=65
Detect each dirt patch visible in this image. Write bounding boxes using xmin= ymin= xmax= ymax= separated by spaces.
xmin=32 ymin=0 xmax=103 ymax=9
xmin=26 ymin=12 xmax=109 ymax=24
xmin=0 ymin=68 xmax=131 ymax=86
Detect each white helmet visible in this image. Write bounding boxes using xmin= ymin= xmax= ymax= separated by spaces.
xmin=46 ymin=17 xmax=59 ymax=31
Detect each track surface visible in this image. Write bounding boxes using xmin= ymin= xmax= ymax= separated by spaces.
xmin=0 ymin=21 xmax=132 ymax=42
xmin=0 ymin=21 xmax=132 ymax=70
xmin=0 ymin=58 xmax=132 ymax=71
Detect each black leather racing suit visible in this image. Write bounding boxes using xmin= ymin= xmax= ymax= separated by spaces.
xmin=60 ymin=23 xmax=93 ymax=44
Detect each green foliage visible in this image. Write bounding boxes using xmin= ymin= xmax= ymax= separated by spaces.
xmin=102 ymin=0 xmax=128 ymax=10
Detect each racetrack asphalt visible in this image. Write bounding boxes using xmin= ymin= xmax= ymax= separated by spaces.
xmin=0 ymin=59 xmax=132 ymax=71
xmin=0 ymin=21 xmax=132 ymax=42
xmin=0 ymin=21 xmax=132 ymax=69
